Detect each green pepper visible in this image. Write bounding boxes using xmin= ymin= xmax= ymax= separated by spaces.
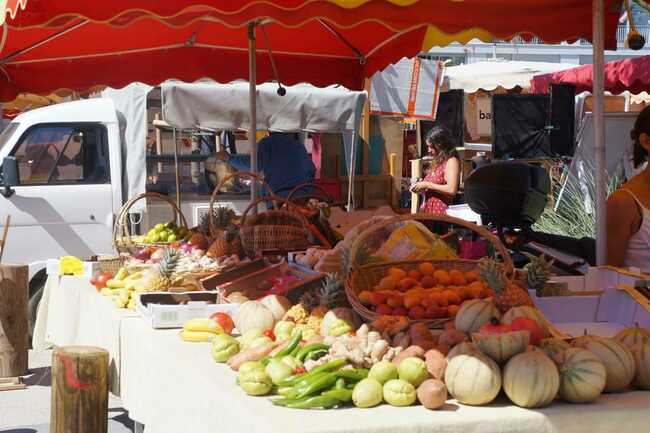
xmin=335 ymin=368 xmax=368 ymax=382
xmin=271 ymin=396 xmax=309 ymax=407
xmin=273 ymin=331 xmax=302 ymax=359
xmin=259 ymin=356 xmax=272 ymax=366
xmin=284 ymin=372 xmax=328 ymax=399
xmin=277 ymin=358 xmax=346 ymax=388
xmin=335 ymin=378 xmax=346 ymax=390
xmin=321 ymin=388 xmax=353 ymax=402
xmin=296 ymin=343 xmax=329 ymax=361
xmin=292 ymin=372 xmax=339 ymax=400
xmin=290 ymin=344 xmax=302 ymax=357
xmin=304 ymin=349 xmax=328 ymax=361
xmin=276 ymin=387 xmax=294 ymax=397
xmin=286 ymin=395 xmax=342 ymax=409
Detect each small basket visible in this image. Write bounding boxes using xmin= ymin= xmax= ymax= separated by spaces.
xmin=113 ymin=192 xmax=189 ymax=254
xmin=97 ymin=255 xmax=128 ymax=275
xmin=345 ymin=213 xmax=514 ymax=327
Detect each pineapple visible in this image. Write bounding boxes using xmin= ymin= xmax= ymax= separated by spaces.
xmin=479 ymin=258 xmax=533 ymax=313
xmin=318 ymin=273 xmax=347 ymax=309
xmin=226 ymin=226 xmax=244 ymax=258
xmin=523 ymin=255 xmax=552 ymax=295
xmin=339 ymin=247 xmax=351 ymax=278
xmin=299 ymin=290 xmax=320 ymax=313
xmin=199 ymin=206 xmax=235 ymax=238
xmin=144 ymin=248 xmax=180 ymax=292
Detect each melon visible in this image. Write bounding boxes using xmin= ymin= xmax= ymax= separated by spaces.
xmin=455 ymin=299 xmax=501 ymax=334
xmin=571 ymin=330 xmax=601 ymax=349
xmin=539 ymin=338 xmax=571 ymax=363
xmin=444 ymin=352 xmax=501 ymax=406
xmin=631 ymin=342 xmax=650 ymax=390
xmin=558 ymin=348 xmax=606 ymax=403
xmin=447 ymin=341 xmax=478 ymax=359
xmin=582 ymin=338 xmax=635 ymax=393
xmin=472 ymin=330 xmax=529 ymax=364
xmin=503 ymin=351 xmax=560 ymax=408
xmin=614 ymin=323 xmax=650 ymax=349
xmin=502 ymin=306 xmax=550 ymax=338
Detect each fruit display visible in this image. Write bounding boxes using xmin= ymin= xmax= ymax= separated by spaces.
xmin=557 ymin=348 xmax=607 ymax=403
xmin=579 ymin=337 xmax=636 ymax=393
xmin=136 ymin=221 xmax=189 ymax=245
xmin=503 ymin=350 xmax=560 ymax=408
xmin=472 ymin=318 xmax=530 ymax=364
xmin=445 ymin=352 xmax=502 ymax=405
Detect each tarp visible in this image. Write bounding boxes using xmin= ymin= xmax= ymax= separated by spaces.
xmin=161 ymin=81 xmax=366 ymax=133
xmin=445 ymin=60 xmax=578 ymax=93
xmin=370 ymin=57 xmax=444 ymax=119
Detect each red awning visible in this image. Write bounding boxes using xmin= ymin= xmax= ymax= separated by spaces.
xmin=530 ymin=55 xmax=650 ymax=95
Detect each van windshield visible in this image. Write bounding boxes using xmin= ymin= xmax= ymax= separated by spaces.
xmin=0 ymin=123 xmax=19 ymax=153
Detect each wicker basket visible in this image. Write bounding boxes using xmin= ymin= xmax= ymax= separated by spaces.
xmin=345 ymin=213 xmax=514 ymax=327
xmin=113 ymin=192 xmax=189 ymax=254
xmin=97 ymin=255 xmax=128 ymax=275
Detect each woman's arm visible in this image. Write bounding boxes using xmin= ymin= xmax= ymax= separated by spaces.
xmin=412 ymin=158 xmax=460 ymax=196
xmin=606 ymin=190 xmax=639 ymax=267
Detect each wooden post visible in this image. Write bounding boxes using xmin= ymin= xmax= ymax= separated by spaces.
xmin=0 ymin=264 xmax=28 ymax=378
xmin=361 ymin=78 xmax=371 ymax=176
xmin=51 ymin=346 xmax=109 ymax=433
xmin=410 ymin=159 xmax=422 ymax=214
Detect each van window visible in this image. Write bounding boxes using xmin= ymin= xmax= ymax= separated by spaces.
xmin=0 ymin=122 xmax=19 ymax=153
xmin=12 ymin=124 xmax=110 ymax=185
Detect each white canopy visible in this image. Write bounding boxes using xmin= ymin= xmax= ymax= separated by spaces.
xmin=445 ymin=60 xmax=578 ymax=93
xmin=161 ymin=81 xmax=366 ymax=133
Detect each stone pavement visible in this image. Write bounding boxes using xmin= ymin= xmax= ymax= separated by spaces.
xmin=0 ymin=350 xmax=134 ymax=433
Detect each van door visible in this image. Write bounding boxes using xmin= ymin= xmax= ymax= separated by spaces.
xmin=1 ymin=122 xmax=114 ymax=264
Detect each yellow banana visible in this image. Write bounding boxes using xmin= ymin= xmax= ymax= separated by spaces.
xmin=124 ymin=271 xmax=144 ymax=282
xmin=179 ymin=330 xmax=216 ymax=342
xmin=115 ymin=268 xmax=129 ymax=281
xmin=106 ymin=278 xmax=125 ymax=289
xmin=99 ymin=287 xmax=113 ymax=296
xmin=182 ymin=318 xmax=223 ymax=334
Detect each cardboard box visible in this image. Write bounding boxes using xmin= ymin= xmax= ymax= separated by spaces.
xmin=136 ymin=291 xmax=238 ymax=329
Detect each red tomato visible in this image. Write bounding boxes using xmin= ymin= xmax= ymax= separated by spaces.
xmin=263 ymin=330 xmax=276 ymax=341
xmin=94 ymin=272 xmax=112 ymax=290
xmin=293 ymin=367 xmax=306 ymax=375
xmin=510 ymin=317 xmax=543 ymax=345
xmin=209 ymin=312 xmax=234 ymax=334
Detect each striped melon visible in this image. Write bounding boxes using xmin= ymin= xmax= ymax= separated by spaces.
xmin=571 ymin=330 xmax=601 ymax=349
xmin=631 ymin=342 xmax=650 ymax=390
xmin=455 ymin=299 xmax=501 ymax=334
xmin=472 ymin=331 xmax=529 ymax=364
xmin=502 ymin=306 xmax=551 ymax=338
xmin=445 ymin=352 xmax=502 ymax=406
xmin=614 ymin=323 xmax=650 ymax=349
xmin=447 ymin=341 xmax=479 ymax=360
xmin=582 ymin=338 xmax=635 ymax=393
xmin=558 ymin=348 xmax=606 ymax=403
xmin=503 ymin=351 xmax=560 ymax=408
xmin=539 ymin=338 xmax=571 ymax=363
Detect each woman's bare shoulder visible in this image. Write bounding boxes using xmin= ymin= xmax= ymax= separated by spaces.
xmin=607 ymin=188 xmax=638 ymax=215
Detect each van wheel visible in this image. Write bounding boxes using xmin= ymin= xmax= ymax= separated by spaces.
xmin=28 ymin=276 xmax=46 ymax=344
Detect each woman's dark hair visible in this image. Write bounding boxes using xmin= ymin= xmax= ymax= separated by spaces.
xmin=631 ymin=106 xmax=650 ymax=168
xmin=425 ymin=126 xmax=458 ymax=165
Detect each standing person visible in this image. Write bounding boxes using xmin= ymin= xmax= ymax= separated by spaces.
xmin=411 ymin=126 xmax=461 ymax=215
xmin=606 ymin=106 xmax=650 ymax=272
xmin=257 ymin=132 xmax=316 ymax=198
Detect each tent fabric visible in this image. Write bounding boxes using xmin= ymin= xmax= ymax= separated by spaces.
xmin=0 ymin=0 xmax=25 ymax=25
xmin=445 ymin=61 xmax=579 ymax=93
xmin=530 ymin=56 xmax=650 ymax=95
xmin=161 ymin=81 xmax=366 ymax=133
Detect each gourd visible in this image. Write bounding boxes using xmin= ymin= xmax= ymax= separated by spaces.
xmin=503 ymin=351 xmax=560 ymax=408
xmin=614 ymin=323 xmax=650 ymax=349
xmin=455 ymin=299 xmax=501 ymax=334
xmin=444 ymin=352 xmax=501 ymax=406
xmin=631 ymin=342 xmax=650 ymax=390
xmin=233 ymin=301 xmax=276 ymax=334
xmin=472 ymin=330 xmax=529 ymax=364
xmin=558 ymin=348 xmax=606 ymax=403
xmin=539 ymin=338 xmax=571 ymax=363
xmin=447 ymin=341 xmax=478 ymax=359
xmin=581 ymin=337 xmax=635 ymax=393
xmin=260 ymin=295 xmax=292 ymax=322
xmin=502 ymin=306 xmax=550 ymax=338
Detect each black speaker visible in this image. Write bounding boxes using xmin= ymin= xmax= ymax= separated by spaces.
xmin=420 ymin=89 xmax=464 ymax=155
xmin=549 ymin=83 xmax=575 ymax=156
xmin=492 ymin=94 xmax=551 ymax=159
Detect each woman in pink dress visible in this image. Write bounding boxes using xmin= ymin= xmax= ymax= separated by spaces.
xmin=411 ymin=126 xmax=461 ymax=215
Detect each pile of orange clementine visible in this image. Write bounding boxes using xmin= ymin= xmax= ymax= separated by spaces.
xmin=358 ymin=262 xmax=493 ymax=320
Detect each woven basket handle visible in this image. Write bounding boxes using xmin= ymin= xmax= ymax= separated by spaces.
xmin=285 ymin=182 xmax=334 ymax=204
xmin=240 ymin=196 xmax=310 ymax=230
xmin=208 ymin=171 xmax=274 ymax=238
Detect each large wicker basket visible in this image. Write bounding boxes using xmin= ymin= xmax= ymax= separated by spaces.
xmin=113 ymin=192 xmax=188 ymax=254
xmin=345 ymin=213 xmax=514 ymax=327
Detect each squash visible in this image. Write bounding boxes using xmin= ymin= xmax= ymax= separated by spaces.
xmin=260 ymin=295 xmax=292 ymax=322
xmin=614 ymin=323 xmax=650 ymax=349
xmin=320 ymin=308 xmax=360 ymax=337
xmin=581 ymin=338 xmax=635 ymax=393
xmin=455 ymin=299 xmax=501 ymax=334
xmin=503 ymin=351 xmax=559 ymax=408
xmin=472 ymin=330 xmax=529 ymax=364
xmin=502 ymin=306 xmax=550 ymax=338
xmin=558 ymin=348 xmax=606 ymax=403
xmin=539 ymin=338 xmax=571 ymax=363
xmin=447 ymin=341 xmax=478 ymax=359
xmin=444 ymin=352 xmax=501 ymax=406
xmin=631 ymin=342 xmax=650 ymax=390
xmin=233 ymin=301 xmax=276 ymax=334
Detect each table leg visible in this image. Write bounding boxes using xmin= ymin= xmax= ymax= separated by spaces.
xmin=134 ymin=421 xmax=145 ymax=433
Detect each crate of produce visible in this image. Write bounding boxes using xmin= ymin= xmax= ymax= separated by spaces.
xmin=136 ymin=291 xmax=238 ymax=329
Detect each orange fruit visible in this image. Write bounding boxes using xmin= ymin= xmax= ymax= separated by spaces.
xmin=433 ymin=293 xmax=448 ymax=308
xmin=408 ymin=269 xmax=422 ymax=281
xmin=449 ymin=269 xmax=467 ymax=286
xmin=465 ymin=270 xmax=479 ymax=283
xmin=408 ymin=306 xmax=426 ymax=320
xmin=443 ymin=290 xmax=462 ymax=305
xmin=403 ymin=292 xmax=423 ymax=309
xmin=378 ymin=276 xmax=397 ymax=291
xmin=358 ymin=290 xmax=372 ymax=304
xmin=387 ymin=295 xmax=404 ymax=308
xmin=421 ymin=296 xmax=437 ymax=308
xmin=443 ymin=320 xmax=456 ymax=330
xmin=426 ymin=305 xmax=446 ymax=319
xmin=392 ymin=306 xmax=408 ymax=316
xmin=387 ymin=267 xmax=407 ymax=280
xmin=433 ymin=270 xmax=451 ymax=286
xmin=375 ymin=304 xmax=393 ymax=315
xmin=420 ymin=276 xmax=435 ymax=288
xmin=418 ymin=262 xmax=435 ymax=276
xmin=398 ymin=277 xmax=418 ymax=292
xmin=447 ymin=305 xmax=460 ymax=317
xmin=467 ymin=281 xmax=484 ymax=299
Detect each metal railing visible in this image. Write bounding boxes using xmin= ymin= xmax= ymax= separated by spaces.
xmin=495 ymin=25 xmax=650 ymax=47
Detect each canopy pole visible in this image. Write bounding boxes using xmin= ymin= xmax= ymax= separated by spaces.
xmin=248 ymin=22 xmax=258 ymax=207
xmin=172 ymin=128 xmax=181 ymax=213
xmin=593 ymin=0 xmax=607 ymax=265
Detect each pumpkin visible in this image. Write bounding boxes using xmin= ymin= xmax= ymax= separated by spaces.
xmin=558 ymin=348 xmax=606 ymax=403
xmin=503 ymin=351 xmax=560 ymax=408
xmin=502 ymin=306 xmax=550 ymax=338
xmin=444 ymin=352 xmax=501 ymax=406
xmin=582 ymin=338 xmax=635 ymax=393
xmin=539 ymin=338 xmax=571 ymax=363
xmin=447 ymin=341 xmax=478 ymax=359
xmin=631 ymin=342 xmax=650 ymax=390
xmin=455 ymin=299 xmax=501 ymax=334
xmin=472 ymin=330 xmax=529 ymax=364
xmin=614 ymin=323 xmax=650 ymax=349
xmin=233 ymin=301 xmax=276 ymax=334
xmin=260 ymin=295 xmax=292 ymax=322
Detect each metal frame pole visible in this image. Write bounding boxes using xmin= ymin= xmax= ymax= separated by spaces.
xmin=248 ymin=22 xmax=258 ymax=206
xmin=593 ymin=0 xmax=607 ymax=265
